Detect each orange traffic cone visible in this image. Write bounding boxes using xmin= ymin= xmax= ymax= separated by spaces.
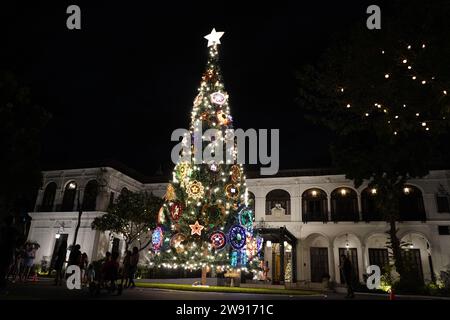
xmin=389 ymin=288 xmax=395 ymax=300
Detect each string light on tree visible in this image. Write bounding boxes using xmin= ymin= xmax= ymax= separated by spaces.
xmin=150 ymin=28 xmax=261 ymax=276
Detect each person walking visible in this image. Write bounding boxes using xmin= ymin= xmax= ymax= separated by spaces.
xmin=68 ymin=245 xmax=81 ymax=267
xmin=340 ymin=254 xmax=355 ymax=298
xmin=80 ymin=252 xmax=88 ymax=286
xmin=128 ymin=247 xmax=139 ymax=289
xmin=54 ymin=240 xmax=67 ymax=286
xmin=22 ymin=242 xmax=37 ymax=281
xmin=121 ymin=250 xmax=131 ymax=289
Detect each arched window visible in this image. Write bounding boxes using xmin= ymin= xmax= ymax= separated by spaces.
xmin=120 ymin=187 xmax=129 ymax=195
xmin=399 ymin=185 xmax=426 ymax=221
xmin=61 ymin=181 xmax=77 ymax=211
xmin=247 ymin=191 xmax=256 ymax=213
xmin=361 ymin=187 xmax=382 ymax=221
xmin=83 ymin=180 xmax=98 ymax=211
xmin=265 ymin=189 xmax=290 ymax=215
xmin=331 ymin=188 xmax=359 ymax=221
xmin=302 ymin=189 xmax=328 ymax=222
xmin=40 ymin=182 xmax=57 ymax=212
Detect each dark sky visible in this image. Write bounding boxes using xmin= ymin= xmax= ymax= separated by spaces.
xmin=1 ymin=0 xmax=387 ymax=176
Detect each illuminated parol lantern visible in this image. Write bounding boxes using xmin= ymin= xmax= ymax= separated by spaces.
xmin=239 ymin=208 xmax=253 ymax=231
xmin=209 ymin=231 xmax=226 ymax=250
xmin=152 ymin=226 xmax=163 ymax=251
xmin=228 ymin=225 xmax=246 ymax=250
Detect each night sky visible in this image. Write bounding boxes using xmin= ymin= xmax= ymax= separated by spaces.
xmin=1 ymin=1 xmax=388 ymax=177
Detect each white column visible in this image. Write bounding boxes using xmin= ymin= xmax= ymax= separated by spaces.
xmin=357 ymin=194 xmax=363 ymax=221
xmin=255 ymin=196 xmax=266 ymax=222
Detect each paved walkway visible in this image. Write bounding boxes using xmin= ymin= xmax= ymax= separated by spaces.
xmin=0 ymin=278 xmax=446 ymax=300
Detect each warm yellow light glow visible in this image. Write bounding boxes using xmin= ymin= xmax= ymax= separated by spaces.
xmin=311 ymin=190 xmax=318 ymax=197
xmin=340 ymin=189 xmax=347 ymax=196
xmin=402 ymin=59 xmax=407 ymax=64
xmin=384 ymin=74 xmax=390 ymax=79
xmin=421 ymin=122 xmax=427 ymax=127
xmin=412 ymin=76 xmax=417 ymax=80
xmin=346 ymin=104 xmax=351 ymax=108
xmin=370 ymin=188 xmax=377 ymax=195
xmin=68 ymin=182 xmax=77 ymax=189
xmin=403 ymin=187 xmax=411 ymax=195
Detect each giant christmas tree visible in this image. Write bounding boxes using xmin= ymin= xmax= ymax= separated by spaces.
xmin=152 ymin=29 xmax=262 ymax=278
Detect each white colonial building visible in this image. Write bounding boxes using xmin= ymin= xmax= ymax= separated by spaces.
xmin=28 ymin=165 xmax=450 ymax=286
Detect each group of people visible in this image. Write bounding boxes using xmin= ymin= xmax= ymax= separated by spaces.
xmin=53 ymin=240 xmax=141 ymax=294
xmin=0 ymin=216 xmax=29 ymax=294
xmin=52 ymin=241 xmax=90 ymax=286
xmin=99 ymin=247 xmax=140 ymax=294
xmin=8 ymin=242 xmax=39 ymax=283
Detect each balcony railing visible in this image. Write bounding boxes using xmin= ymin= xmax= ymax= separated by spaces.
xmin=302 ymin=212 xmax=328 ymax=223
xmin=331 ymin=212 xmax=360 ymax=222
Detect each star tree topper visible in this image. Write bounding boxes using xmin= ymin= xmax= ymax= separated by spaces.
xmin=204 ymin=28 xmax=224 ymax=47
xmin=190 ymin=220 xmax=205 ymax=236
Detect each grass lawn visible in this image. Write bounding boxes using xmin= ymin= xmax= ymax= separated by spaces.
xmin=135 ymin=282 xmax=320 ymax=296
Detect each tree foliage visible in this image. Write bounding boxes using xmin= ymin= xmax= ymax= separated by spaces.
xmin=0 ymin=71 xmax=50 ymax=222
xmin=91 ymin=191 xmax=162 ymax=252
xmin=297 ymin=1 xmax=450 ymax=282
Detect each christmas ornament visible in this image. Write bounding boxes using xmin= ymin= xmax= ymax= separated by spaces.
xmin=200 ymin=112 xmax=209 ymax=121
xmin=204 ymin=28 xmax=224 ymax=47
xmin=164 ymin=184 xmax=176 ymax=201
xmin=157 ymin=206 xmax=166 ymax=224
xmin=187 ymin=180 xmax=205 ymax=200
xmin=246 ymin=235 xmax=256 ymax=260
xmin=210 ymin=92 xmax=227 ymax=105
xmin=190 ymin=220 xmax=204 ymax=236
xmin=230 ymin=250 xmax=238 ymax=267
xmin=231 ymin=165 xmax=241 ymax=182
xmin=228 ymin=224 xmax=246 ymax=250
xmin=169 ymin=202 xmax=183 ymax=221
xmin=152 ymin=226 xmax=163 ymax=251
xmin=209 ymin=231 xmax=226 ymax=250
xmin=256 ymin=236 xmax=264 ymax=253
xmin=240 ymin=250 xmax=248 ymax=266
xmin=176 ymin=162 xmax=191 ymax=181
xmin=194 ymin=93 xmax=203 ymax=107
xmin=202 ymin=69 xmax=216 ymax=82
xmin=208 ymin=161 xmax=219 ymax=172
xmin=170 ymin=233 xmax=186 ymax=252
xmin=225 ymin=184 xmax=240 ymax=200
xmin=239 ymin=208 xmax=253 ymax=230
xmin=216 ymin=110 xmax=229 ymax=125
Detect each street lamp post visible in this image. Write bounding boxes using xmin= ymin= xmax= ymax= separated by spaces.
xmin=67 ymin=182 xmax=83 ymax=248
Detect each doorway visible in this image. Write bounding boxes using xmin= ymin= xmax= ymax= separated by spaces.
xmin=310 ymin=247 xmax=329 ymax=282
xmin=402 ymin=249 xmax=424 ymax=284
xmin=339 ymin=248 xmax=359 ymax=284
xmin=50 ymin=234 xmax=68 ymax=269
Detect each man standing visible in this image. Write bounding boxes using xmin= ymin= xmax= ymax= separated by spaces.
xmin=340 ymin=254 xmax=355 ymax=298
